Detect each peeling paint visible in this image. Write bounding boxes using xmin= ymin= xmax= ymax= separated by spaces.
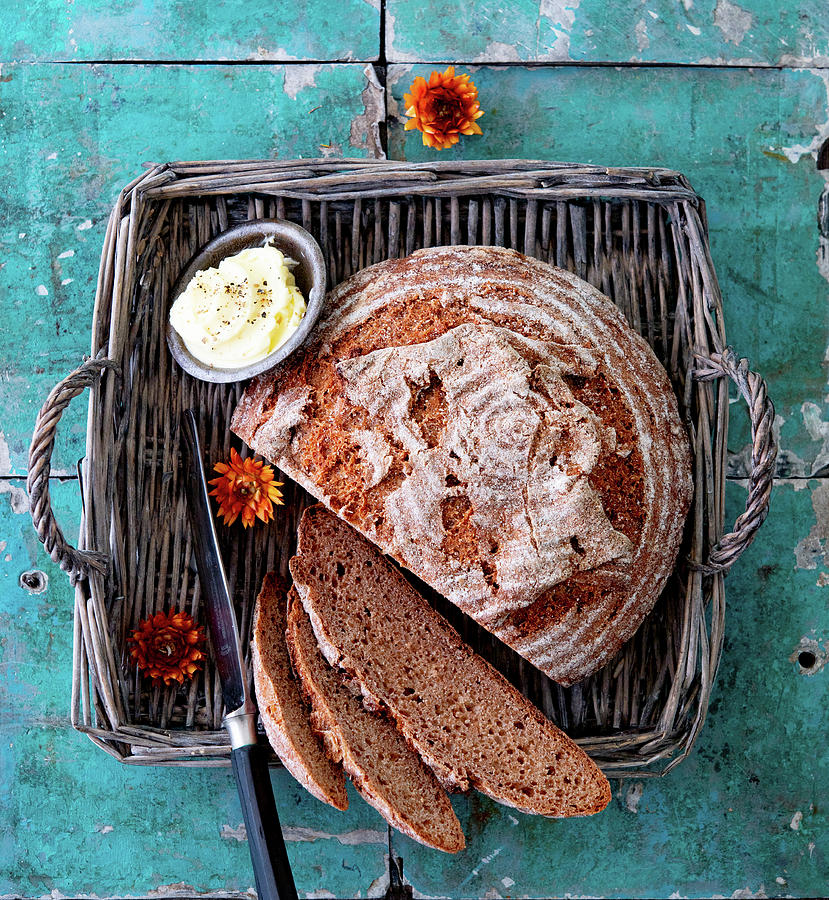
xmin=473 ymin=41 xmax=521 ymax=63
xmin=782 ymin=69 xmax=829 ymax=163
xmin=282 ymin=64 xmax=321 ymax=101
xmin=802 ymin=401 xmax=829 ymax=475
xmin=93 ymin=823 xmax=113 ymax=834
xmin=349 ymin=64 xmax=385 ymax=159
xmin=634 ymin=20 xmax=650 ymax=53
xmin=384 ymin=9 xmax=419 ymax=64
xmin=0 ymin=431 xmax=13 ymax=476
xmin=713 ymin=0 xmax=753 ymax=47
xmin=146 ymin=884 xmax=255 ymax=898
xmin=0 ymin=481 xmax=28 ymax=515
xmin=281 ymin=826 xmax=387 ymax=845
xmin=625 ymin=781 xmax=644 ymax=812
xmin=220 ymin=822 xmax=247 ymax=841
xmin=538 ymin=0 xmax=582 ymax=61
xmin=794 ymin=481 xmax=829 ymax=570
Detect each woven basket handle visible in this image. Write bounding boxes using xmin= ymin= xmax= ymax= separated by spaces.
xmin=694 ymin=347 xmax=777 ymax=574
xmin=28 ymin=351 xmax=120 ymax=585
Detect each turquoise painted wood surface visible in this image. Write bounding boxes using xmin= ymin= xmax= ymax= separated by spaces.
xmin=2 ymin=1 xmax=828 ymax=897
xmin=3 ymin=0 xmax=380 ymax=61
xmin=0 ymin=62 xmax=381 ymax=476
xmin=386 ymin=0 xmax=829 ymax=65
xmin=2 ymin=482 xmax=827 ymax=896
xmin=388 ymin=62 xmax=829 ymax=476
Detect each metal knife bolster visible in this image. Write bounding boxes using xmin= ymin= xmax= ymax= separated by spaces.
xmin=224 ymin=702 xmax=259 ymax=749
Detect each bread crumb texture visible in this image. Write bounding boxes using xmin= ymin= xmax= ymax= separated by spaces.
xmin=234 ymin=246 xmax=693 ymax=685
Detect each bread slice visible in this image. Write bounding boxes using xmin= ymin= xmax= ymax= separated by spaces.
xmin=252 ymin=572 xmax=348 ymax=810
xmin=290 ymin=505 xmax=612 ymax=818
xmin=285 ymin=586 xmax=465 ymax=853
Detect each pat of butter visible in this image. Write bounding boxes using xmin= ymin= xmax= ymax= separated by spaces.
xmin=169 ymin=244 xmax=307 ymax=369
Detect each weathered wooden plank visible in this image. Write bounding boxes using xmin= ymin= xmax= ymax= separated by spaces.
xmin=5 ymin=479 xmax=824 ymax=896
xmin=396 ymin=479 xmax=829 ymax=898
xmin=0 ymin=477 xmax=388 ymax=897
xmin=386 ymin=0 xmax=829 ymax=66
xmin=0 ymin=0 xmax=379 ymax=62
xmin=0 ymin=62 xmax=381 ymax=476
xmin=388 ymin=63 xmax=829 ymax=476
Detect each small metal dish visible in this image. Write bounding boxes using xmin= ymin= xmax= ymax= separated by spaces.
xmin=166 ymin=219 xmax=326 ymax=383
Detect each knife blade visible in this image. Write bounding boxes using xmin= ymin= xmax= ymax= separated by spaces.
xmin=181 ymin=409 xmax=298 ymax=900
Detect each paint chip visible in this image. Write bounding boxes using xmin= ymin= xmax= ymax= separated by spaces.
xmin=57 ymin=249 xmax=74 ymax=259
xmin=46 ymin=152 xmax=57 ymax=160
xmin=220 ymin=823 xmax=247 ymax=841
xmin=501 ymin=877 xmax=515 ymax=888
xmin=634 ymin=19 xmax=650 ymax=52
xmin=36 ymin=285 xmax=48 ymax=296
xmin=539 ymin=0 xmax=583 ymax=61
xmin=281 ymin=826 xmax=386 ymax=845
xmin=790 ymin=810 xmax=803 ymax=830
xmin=625 ymin=781 xmax=644 ymax=812
xmin=94 ymin=823 xmax=114 ymax=834
xmin=687 ymin=24 xmax=702 ymax=35
xmin=282 ymin=64 xmax=320 ymax=101
xmin=18 ymin=232 xmax=26 ymax=238
xmin=794 ymin=481 xmax=829 ymax=570
xmin=0 ymin=481 xmax=28 ymax=515
xmin=713 ymin=0 xmax=754 ymax=46
xmin=61 ymin=278 xmax=73 ymax=286
xmin=349 ymin=65 xmax=385 ymax=159
xmin=77 ymin=219 xmax=93 ymax=231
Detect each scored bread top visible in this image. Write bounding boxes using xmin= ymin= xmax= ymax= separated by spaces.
xmin=285 ymin=587 xmax=465 ymax=853
xmin=290 ymin=504 xmax=612 ymax=818
xmin=233 ymin=245 xmax=693 ymax=685
xmin=251 ymin=573 xmax=348 ymax=810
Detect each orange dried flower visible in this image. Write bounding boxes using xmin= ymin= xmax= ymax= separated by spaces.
xmin=129 ymin=609 xmax=206 ymax=685
xmin=208 ymin=447 xmax=284 ymax=528
xmin=404 ymin=66 xmax=484 ymax=151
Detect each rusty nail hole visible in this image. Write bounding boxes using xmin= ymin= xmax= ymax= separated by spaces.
xmin=798 ymin=650 xmax=817 ymax=669
xmin=19 ymin=569 xmax=48 ymax=594
xmin=818 ymin=137 xmax=829 ymax=171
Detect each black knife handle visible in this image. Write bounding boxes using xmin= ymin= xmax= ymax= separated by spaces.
xmin=231 ymin=743 xmax=299 ymax=900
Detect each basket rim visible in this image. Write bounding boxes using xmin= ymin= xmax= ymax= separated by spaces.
xmin=43 ymin=157 xmax=771 ymax=776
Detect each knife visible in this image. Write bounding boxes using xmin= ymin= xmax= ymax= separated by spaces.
xmin=181 ymin=409 xmax=298 ymax=900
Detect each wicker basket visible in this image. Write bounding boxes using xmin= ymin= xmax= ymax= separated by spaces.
xmin=28 ymin=159 xmax=775 ymax=777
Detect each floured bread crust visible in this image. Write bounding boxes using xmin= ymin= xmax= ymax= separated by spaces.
xmin=233 ymin=246 xmax=693 ymax=685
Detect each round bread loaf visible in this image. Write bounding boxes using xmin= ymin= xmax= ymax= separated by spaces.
xmin=232 ymin=246 xmax=693 ymax=685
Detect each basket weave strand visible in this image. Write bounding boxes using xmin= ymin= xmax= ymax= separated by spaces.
xmin=26 ymin=159 xmax=775 ymax=776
